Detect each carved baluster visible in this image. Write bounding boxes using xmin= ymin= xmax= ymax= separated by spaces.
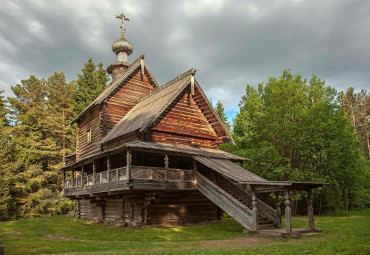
xmin=252 ymin=188 xmax=259 ymax=231
xmin=307 ymin=190 xmax=315 ymax=230
xmin=275 ymin=192 xmax=282 ymax=228
xmin=284 ymin=188 xmax=292 ymax=234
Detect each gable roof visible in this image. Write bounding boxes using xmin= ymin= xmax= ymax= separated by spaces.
xmin=71 ymin=55 xmax=159 ymax=124
xmin=100 ymin=69 xmax=234 ymax=144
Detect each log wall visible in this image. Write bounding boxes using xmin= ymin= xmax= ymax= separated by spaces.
xmin=145 ymin=89 xmax=220 ymax=148
xmin=76 ymin=69 xmax=155 ymax=160
xmin=76 ymin=106 xmax=102 ymax=161
xmin=104 ymin=70 xmax=155 ymax=135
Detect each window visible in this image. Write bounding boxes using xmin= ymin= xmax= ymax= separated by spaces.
xmin=87 ymin=129 xmax=92 ymax=143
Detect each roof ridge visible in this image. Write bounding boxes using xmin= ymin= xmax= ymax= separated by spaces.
xmin=137 ymin=68 xmax=196 ymax=103
xmin=71 ymin=54 xmax=146 ymax=124
xmin=161 ymin=68 xmax=196 ymax=88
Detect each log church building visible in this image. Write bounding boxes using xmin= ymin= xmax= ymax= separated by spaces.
xmin=62 ymin=13 xmax=323 ymax=236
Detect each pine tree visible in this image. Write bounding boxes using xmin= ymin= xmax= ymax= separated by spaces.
xmin=6 ymin=75 xmax=73 ymax=217
xmin=215 ymin=100 xmax=231 ymax=131
xmin=43 ymin=72 xmax=76 ymax=167
xmin=74 ymin=59 xmax=109 ymax=114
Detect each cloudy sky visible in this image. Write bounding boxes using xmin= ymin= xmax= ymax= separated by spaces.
xmin=0 ymin=0 xmax=369 ymax=120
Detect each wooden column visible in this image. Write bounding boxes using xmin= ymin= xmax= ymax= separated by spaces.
xmin=93 ymin=161 xmax=96 ymax=184
xmin=107 ymin=155 xmax=111 ymax=182
xmin=275 ymin=192 xmax=282 ymax=228
xmin=307 ymin=190 xmax=315 ymax=230
xmin=284 ymin=188 xmax=292 ymax=234
xmin=126 ymin=150 xmax=132 ymax=180
xmin=164 ymin=155 xmax=169 ymax=181
xmin=81 ymin=165 xmax=84 ymax=187
xmin=72 ymin=169 xmax=75 ymax=187
xmin=63 ymin=170 xmax=66 ymax=189
xmin=252 ymin=188 xmax=259 ymax=231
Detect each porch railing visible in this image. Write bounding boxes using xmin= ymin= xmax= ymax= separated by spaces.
xmin=64 ymin=166 xmax=195 ymax=189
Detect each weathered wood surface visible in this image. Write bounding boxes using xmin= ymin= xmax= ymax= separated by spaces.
xmin=104 ymin=70 xmax=156 ymax=134
xmin=284 ymin=188 xmax=292 ymax=234
xmin=76 ymin=106 xmax=101 ymax=161
xmin=74 ymin=190 xmax=221 ymax=227
xmin=195 ymin=172 xmax=255 ymax=230
xmin=215 ymin=174 xmax=278 ymax=225
xmin=307 ymin=191 xmax=315 ymax=229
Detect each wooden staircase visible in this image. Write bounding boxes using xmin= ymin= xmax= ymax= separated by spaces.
xmin=195 ymin=171 xmax=278 ymax=231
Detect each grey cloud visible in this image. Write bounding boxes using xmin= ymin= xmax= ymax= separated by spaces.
xmin=0 ymin=0 xmax=369 ymax=119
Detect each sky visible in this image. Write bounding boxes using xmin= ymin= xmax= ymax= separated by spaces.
xmin=0 ymin=0 xmax=369 ymax=121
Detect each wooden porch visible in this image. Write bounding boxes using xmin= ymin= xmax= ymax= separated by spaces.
xmin=62 ymin=144 xmax=324 ymax=234
xmin=64 ymin=166 xmax=196 ymax=197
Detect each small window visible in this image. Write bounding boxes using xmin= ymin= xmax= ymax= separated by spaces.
xmin=87 ymin=129 xmax=92 ymax=143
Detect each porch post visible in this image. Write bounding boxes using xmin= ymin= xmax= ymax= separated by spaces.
xmin=107 ymin=155 xmax=111 ymax=182
xmin=93 ymin=160 xmax=96 ymax=184
xmin=81 ymin=165 xmax=84 ymax=187
xmin=63 ymin=170 xmax=66 ymax=189
xmin=275 ymin=192 xmax=282 ymax=228
xmin=126 ymin=150 xmax=132 ymax=180
xmin=252 ymin=188 xmax=259 ymax=231
xmin=307 ymin=190 xmax=315 ymax=230
xmin=72 ymin=169 xmax=75 ymax=187
xmin=164 ymin=155 xmax=169 ymax=181
xmin=284 ymin=187 xmax=292 ymax=234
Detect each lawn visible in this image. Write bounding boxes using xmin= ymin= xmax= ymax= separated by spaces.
xmin=0 ymin=209 xmax=369 ymax=255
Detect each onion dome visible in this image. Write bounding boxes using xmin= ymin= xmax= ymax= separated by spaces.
xmin=112 ymin=36 xmax=133 ymax=56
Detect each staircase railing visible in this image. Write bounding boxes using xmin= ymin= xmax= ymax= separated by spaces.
xmin=216 ymin=175 xmax=278 ymax=225
xmin=195 ymin=172 xmax=256 ymax=231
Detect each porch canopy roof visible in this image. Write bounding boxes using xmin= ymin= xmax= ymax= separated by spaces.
xmin=193 ymin=155 xmax=326 ymax=192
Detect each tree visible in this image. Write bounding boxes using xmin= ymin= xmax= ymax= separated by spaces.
xmin=2 ymin=75 xmax=73 ymax=219
xmin=74 ymin=59 xmax=109 ymax=114
xmin=43 ymin=72 xmax=76 ymax=167
xmin=215 ymin=100 xmax=231 ymax=131
xmin=231 ymin=70 xmax=369 ymax=211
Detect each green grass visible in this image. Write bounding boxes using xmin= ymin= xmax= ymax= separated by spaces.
xmin=0 ymin=209 xmax=369 ymax=255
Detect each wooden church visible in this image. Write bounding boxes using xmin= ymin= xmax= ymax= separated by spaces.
xmin=62 ymin=13 xmax=323 ymax=235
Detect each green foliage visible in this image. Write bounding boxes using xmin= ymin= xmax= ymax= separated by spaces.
xmin=231 ymin=70 xmax=369 ymax=210
xmin=338 ymin=87 xmax=370 ymax=158
xmin=74 ymin=59 xmax=109 ymax=114
xmin=0 ymin=58 xmax=109 ymax=221
xmin=214 ymin=100 xmax=231 ymax=131
xmin=0 ymin=209 xmax=369 ymax=254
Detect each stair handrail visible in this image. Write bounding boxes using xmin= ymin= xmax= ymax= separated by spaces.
xmin=216 ymin=174 xmax=278 ymax=224
xmin=195 ymin=172 xmax=255 ymax=230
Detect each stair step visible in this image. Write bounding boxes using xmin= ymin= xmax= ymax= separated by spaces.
xmin=259 ymin=220 xmax=274 ymax=225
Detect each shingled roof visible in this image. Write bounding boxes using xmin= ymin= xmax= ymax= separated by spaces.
xmin=100 ymin=69 xmax=234 ymax=145
xmin=71 ymin=55 xmax=159 ymax=124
